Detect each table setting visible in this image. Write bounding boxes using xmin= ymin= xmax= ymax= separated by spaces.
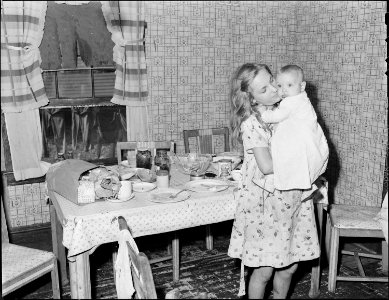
xmin=106 ymin=150 xmax=243 ymax=206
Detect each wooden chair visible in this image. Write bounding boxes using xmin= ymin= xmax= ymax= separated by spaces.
xmin=305 ymin=176 xmax=328 ymax=298
xmin=325 ymin=204 xmax=388 ymax=292
xmin=1 ymin=196 xmax=61 ymax=298
xmin=116 ymin=216 xmax=209 ymax=299
xmin=183 ymin=127 xmax=230 ymax=156
xmin=116 ymin=141 xmax=175 ymax=165
xmin=183 ymin=127 xmax=230 ymax=251
xmin=115 ymin=140 xmax=180 ymax=281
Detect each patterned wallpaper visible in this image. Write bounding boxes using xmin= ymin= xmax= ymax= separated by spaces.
xmin=144 ymin=1 xmax=387 ymax=207
xmin=4 ymin=0 xmax=387 ymax=228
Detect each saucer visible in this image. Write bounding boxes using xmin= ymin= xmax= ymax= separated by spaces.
xmin=106 ymin=193 xmax=135 ymax=203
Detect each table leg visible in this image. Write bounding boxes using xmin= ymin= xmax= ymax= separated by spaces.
xmin=172 ymin=232 xmax=180 ymax=282
xmin=309 ymin=203 xmax=324 ymax=298
xmin=205 ymin=225 xmax=213 ymax=250
xmin=49 ymin=202 xmax=68 ymax=286
xmin=69 ymin=251 xmax=91 ymax=299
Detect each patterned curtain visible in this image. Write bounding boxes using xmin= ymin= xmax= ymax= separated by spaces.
xmin=101 ymin=1 xmax=150 ymax=141
xmin=1 ymin=1 xmax=51 ymax=181
xmin=1 ymin=1 xmax=48 ymax=112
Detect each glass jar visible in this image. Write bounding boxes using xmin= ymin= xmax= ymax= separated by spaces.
xmin=218 ymin=159 xmax=232 ymax=179
xmin=136 ymin=149 xmax=152 ymax=169
xmin=155 ymin=149 xmax=170 ymax=173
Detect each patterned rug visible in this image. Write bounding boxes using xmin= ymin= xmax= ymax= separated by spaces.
xmin=10 ymin=222 xmax=388 ymax=299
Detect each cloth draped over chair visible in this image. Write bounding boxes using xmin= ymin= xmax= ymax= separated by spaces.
xmin=101 ymin=1 xmax=150 ymax=141
xmin=115 ymin=226 xmax=139 ymax=299
xmin=1 ymin=1 xmax=51 ymax=180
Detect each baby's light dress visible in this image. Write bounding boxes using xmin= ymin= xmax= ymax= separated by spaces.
xmin=227 ymin=115 xmax=320 ymax=296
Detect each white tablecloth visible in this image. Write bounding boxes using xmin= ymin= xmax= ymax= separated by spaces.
xmin=51 ymin=165 xmax=238 ymax=259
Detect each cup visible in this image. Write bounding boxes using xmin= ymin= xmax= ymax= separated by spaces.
xmin=230 ymin=169 xmax=243 ymax=182
xmin=118 ymin=181 xmax=133 ymax=200
xmin=156 ymin=170 xmax=169 ymax=188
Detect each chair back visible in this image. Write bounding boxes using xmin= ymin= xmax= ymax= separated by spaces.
xmin=183 ymin=127 xmax=230 ymax=155
xmin=1 ymin=195 xmax=9 ymax=244
xmin=116 ymin=141 xmax=175 ymax=165
xmin=118 ymin=216 xmax=157 ymax=299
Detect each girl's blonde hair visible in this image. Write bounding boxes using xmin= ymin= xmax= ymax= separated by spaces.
xmin=229 ymin=63 xmax=272 ymax=146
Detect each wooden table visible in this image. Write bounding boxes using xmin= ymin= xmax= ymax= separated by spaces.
xmin=49 ymin=165 xmax=329 ymax=299
xmin=49 ymin=166 xmax=238 ymax=299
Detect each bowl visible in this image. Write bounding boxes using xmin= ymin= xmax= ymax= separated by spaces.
xmin=136 ymin=168 xmax=157 ymax=183
xmin=170 ymin=153 xmax=213 ymax=176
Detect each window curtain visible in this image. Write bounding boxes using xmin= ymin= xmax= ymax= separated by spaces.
xmin=1 ymin=1 xmax=51 ymax=181
xmin=100 ymin=1 xmax=150 ymax=142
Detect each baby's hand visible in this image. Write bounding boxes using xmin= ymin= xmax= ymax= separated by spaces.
xmin=261 ymin=110 xmax=272 ymax=123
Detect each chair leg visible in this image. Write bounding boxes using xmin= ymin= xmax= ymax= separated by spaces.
xmin=328 ymin=223 xmax=339 ymax=293
xmin=51 ymin=259 xmax=61 ymax=299
xmin=309 ymin=258 xmax=321 ymax=298
xmin=382 ymin=241 xmax=388 ymax=272
xmin=205 ymin=225 xmax=213 ymax=250
xmin=112 ymin=248 xmax=118 ymax=283
xmin=324 ymin=213 xmax=331 ymax=263
xmin=172 ymin=232 xmax=180 ymax=282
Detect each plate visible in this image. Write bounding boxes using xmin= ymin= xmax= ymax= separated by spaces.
xmin=106 ymin=193 xmax=135 ymax=203
xmin=133 ymin=182 xmax=156 ymax=193
xmin=184 ymin=179 xmax=230 ymax=193
xmin=147 ymin=188 xmax=191 ymax=203
xmin=120 ymin=170 xmax=136 ymax=180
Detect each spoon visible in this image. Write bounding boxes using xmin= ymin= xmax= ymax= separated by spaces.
xmin=169 ymin=188 xmax=188 ymax=199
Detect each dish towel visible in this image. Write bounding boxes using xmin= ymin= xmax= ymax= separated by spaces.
xmin=115 ymin=229 xmax=140 ymax=299
xmin=4 ymin=109 xmax=51 ymax=181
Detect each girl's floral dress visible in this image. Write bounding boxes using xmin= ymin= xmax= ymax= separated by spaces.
xmin=227 ymin=115 xmax=320 ymax=296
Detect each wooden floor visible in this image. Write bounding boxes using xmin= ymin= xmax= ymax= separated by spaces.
xmin=4 ymin=221 xmax=388 ymax=299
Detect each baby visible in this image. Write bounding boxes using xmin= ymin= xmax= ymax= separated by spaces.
xmin=254 ymin=65 xmax=329 ymax=191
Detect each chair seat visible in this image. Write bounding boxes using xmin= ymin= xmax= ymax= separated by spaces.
xmin=330 ymin=204 xmax=381 ymax=230
xmin=2 ymin=243 xmax=56 ymax=285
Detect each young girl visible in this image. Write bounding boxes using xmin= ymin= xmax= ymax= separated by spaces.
xmin=227 ymin=63 xmax=320 ymax=299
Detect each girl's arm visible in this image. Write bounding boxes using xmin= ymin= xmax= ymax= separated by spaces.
xmin=253 ymin=147 xmax=273 ymax=175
